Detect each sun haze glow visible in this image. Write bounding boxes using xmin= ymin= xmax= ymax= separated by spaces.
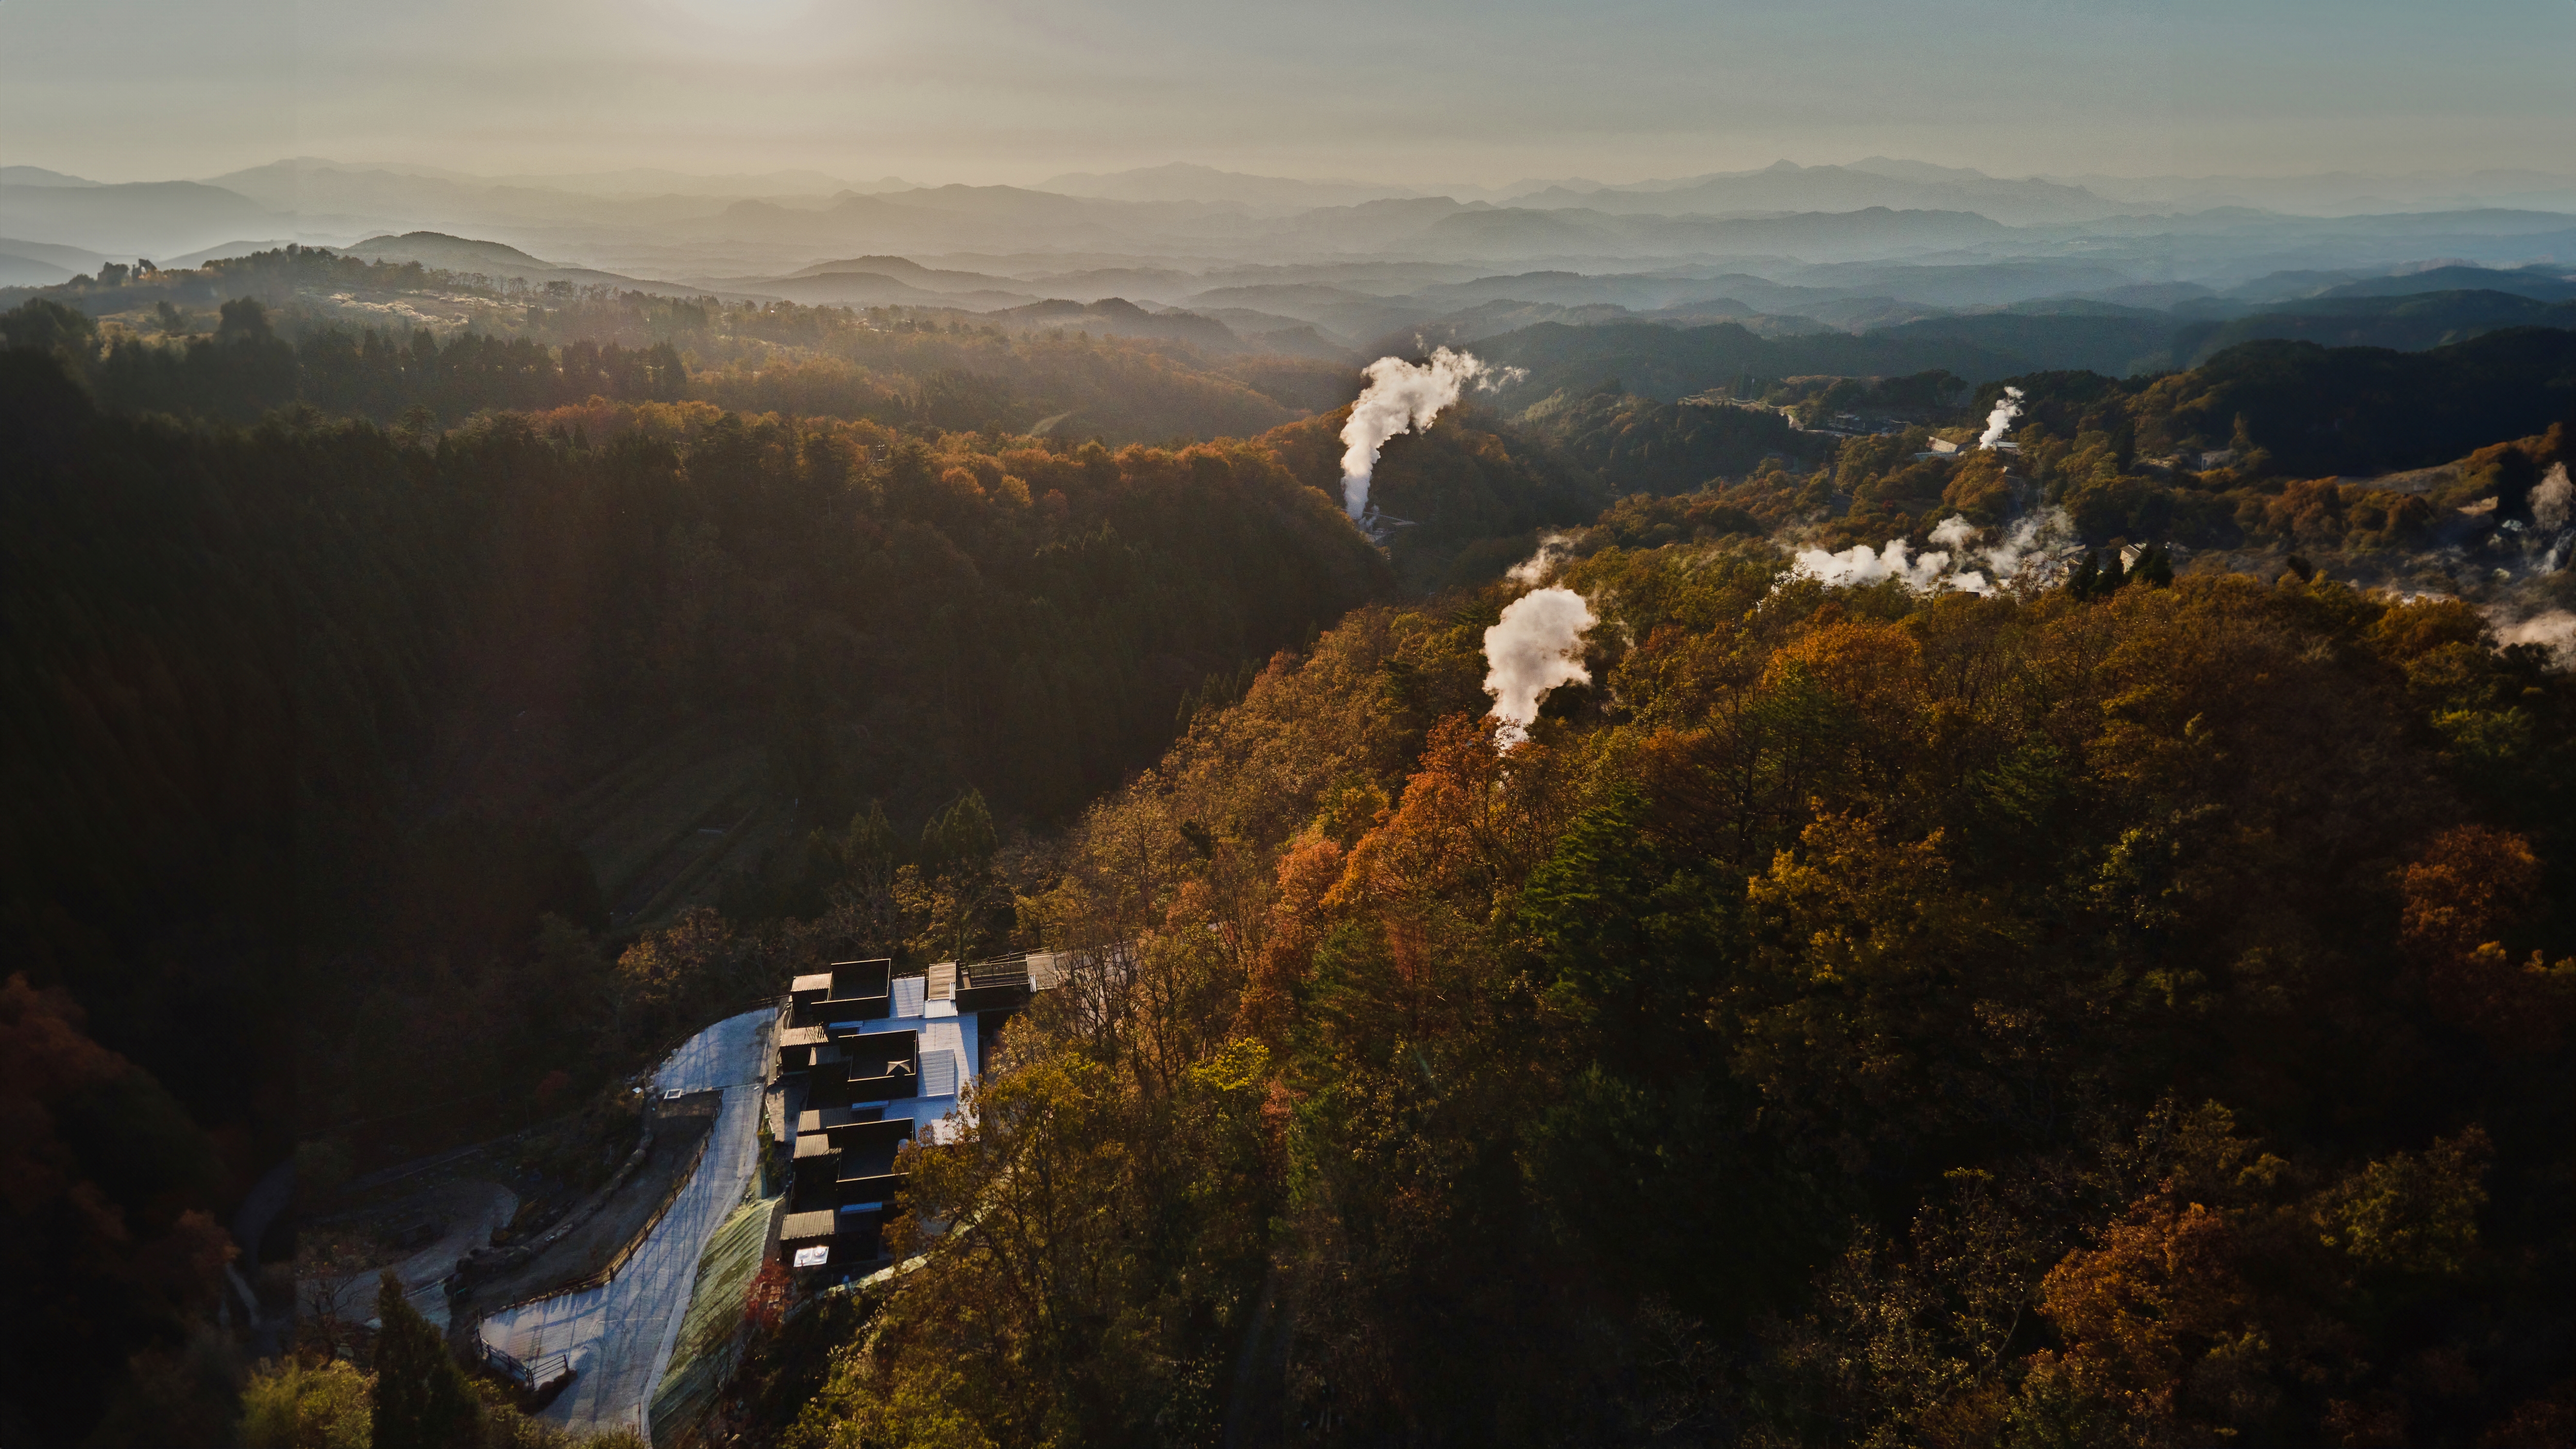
xmin=655 ymin=0 xmax=820 ymax=33
xmin=0 ymin=0 xmax=2567 ymax=182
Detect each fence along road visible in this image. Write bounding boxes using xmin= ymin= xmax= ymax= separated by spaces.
xmin=479 ymin=1005 xmax=779 ymax=1439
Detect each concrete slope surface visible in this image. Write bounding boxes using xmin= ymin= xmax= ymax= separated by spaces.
xmin=479 ymin=1005 xmax=777 ymax=1439
xmin=324 ymin=1179 xmax=520 ymax=1329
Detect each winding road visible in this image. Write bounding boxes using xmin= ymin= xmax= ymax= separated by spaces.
xmin=478 ymin=1005 xmax=778 ymax=1439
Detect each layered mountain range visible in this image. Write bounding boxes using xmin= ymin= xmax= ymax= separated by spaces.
xmin=8 ymin=156 xmax=2575 ymax=278
xmin=6 ymin=157 xmax=2573 ymax=388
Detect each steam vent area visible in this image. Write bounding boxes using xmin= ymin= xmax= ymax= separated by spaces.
xmin=770 ymin=951 xmax=1076 ymax=1281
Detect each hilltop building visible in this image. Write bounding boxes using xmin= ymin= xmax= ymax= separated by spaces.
xmin=770 ymin=952 xmax=1074 ymax=1279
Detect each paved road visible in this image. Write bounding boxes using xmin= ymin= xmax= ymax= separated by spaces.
xmin=480 ymin=1007 xmax=776 ymax=1439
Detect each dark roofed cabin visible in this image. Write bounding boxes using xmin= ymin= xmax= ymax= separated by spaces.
xmin=810 ymin=1026 xmax=919 ymax=1106
xmin=779 ymin=1206 xmax=887 ymax=1272
xmin=775 ymin=1023 xmax=831 ymax=1075
xmin=954 ymin=953 xmax=1037 ymax=1013
xmin=789 ymin=1117 xmax=913 ymax=1212
xmin=793 ymin=959 xmax=892 ymax=1029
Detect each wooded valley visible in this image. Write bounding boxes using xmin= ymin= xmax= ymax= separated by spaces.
xmin=7 ymin=281 xmax=2576 ymax=1446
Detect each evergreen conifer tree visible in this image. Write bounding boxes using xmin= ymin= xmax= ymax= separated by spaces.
xmin=370 ymin=1270 xmax=478 ymax=1449
xmin=2132 ymin=542 xmax=2175 ymax=587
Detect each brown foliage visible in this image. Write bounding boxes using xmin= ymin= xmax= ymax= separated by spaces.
xmin=775 ymin=536 xmax=2576 ymax=1446
xmin=1242 ymin=832 xmax=1343 ymax=1042
xmin=2400 ymin=826 xmax=2575 ymax=1052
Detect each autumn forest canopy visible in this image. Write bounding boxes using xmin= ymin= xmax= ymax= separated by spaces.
xmin=8 ymin=262 xmax=2576 ymax=1449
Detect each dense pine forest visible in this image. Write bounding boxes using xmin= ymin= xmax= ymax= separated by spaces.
xmin=7 ymin=281 xmax=2576 ymax=1445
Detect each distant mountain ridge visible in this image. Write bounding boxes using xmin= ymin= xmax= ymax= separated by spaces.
xmin=333 ymin=231 xmax=721 ymax=298
xmin=5 ymin=157 xmax=2571 ymax=330
xmin=1035 ymin=162 xmax=1430 ymax=212
xmin=0 ymin=179 xmax=284 ymax=257
xmin=1505 ymin=159 xmax=2122 ymax=226
xmin=0 ymin=166 xmax=106 ymax=189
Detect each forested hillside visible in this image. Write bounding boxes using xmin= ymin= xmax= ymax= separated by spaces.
xmin=1566 ymin=335 xmax=2576 ymax=603
xmin=760 ymin=544 xmax=2576 ymax=1447
xmin=1471 ymin=318 xmax=2031 ymax=401
xmin=11 ymin=269 xmax=2576 ymax=1443
xmin=0 ymin=336 xmax=1383 ymax=1441
xmin=1451 ymin=305 xmax=2576 ymax=410
xmin=1258 ymin=405 xmax=1608 ymax=592
xmin=1517 ymin=382 xmax=1822 ymax=494
xmin=3 ymin=247 xmax=1348 ymax=443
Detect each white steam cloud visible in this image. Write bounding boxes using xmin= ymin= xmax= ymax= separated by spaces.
xmin=1789 ymin=537 xmax=1961 ymax=592
xmin=1978 ymin=386 xmax=2026 ymax=449
xmin=1978 ymin=508 xmax=2079 ymax=588
xmin=1506 ymin=531 xmax=1579 ymax=586
xmin=1340 ymin=347 xmax=1520 ymax=520
xmin=2532 ymin=462 xmax=2571 ymax=534
xmin=2492 ymin=607 xmax=2576 ymax=668
xmin=1788 ymin=509 xmax=2077 ymax=596
xmin=1483 ymin=586 xmax=1596 ymax=748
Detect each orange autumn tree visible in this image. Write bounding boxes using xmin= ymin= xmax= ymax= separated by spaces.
xmin=2400 ymin=825 xmax=2576 ymax=1053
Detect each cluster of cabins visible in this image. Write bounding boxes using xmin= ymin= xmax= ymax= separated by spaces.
xmin=770 ymin=952 xmax=1071 ymax=1280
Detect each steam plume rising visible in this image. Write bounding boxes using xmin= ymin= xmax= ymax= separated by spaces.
xmin=2494 ymin=608 xmax=2576 ymax=668
xmin=2533 ymin=462 xmax=2571 ymax=533
xmin=1979 ymin=386 xmax=2026 ymax=449
xmin=1483 ymin=586 xmax=1596 ymax=748
xmin=1506 ymin=531 xmax=1579 ymax=586
xmin=1789 ymin=537 xmax=1959 ymax=592
xmin=1789 ymin=508 xmax=2076 ymax=595
xmin=1340 ymin=347 xmax=1515 ymax=520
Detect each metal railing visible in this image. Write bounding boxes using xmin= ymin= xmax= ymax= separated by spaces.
xmin=480 ymin=1340 xmax=571 ymax=1392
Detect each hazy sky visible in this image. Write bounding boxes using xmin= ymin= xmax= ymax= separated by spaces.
xmin=4 ymin=0 xmax=2570 ymax=186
